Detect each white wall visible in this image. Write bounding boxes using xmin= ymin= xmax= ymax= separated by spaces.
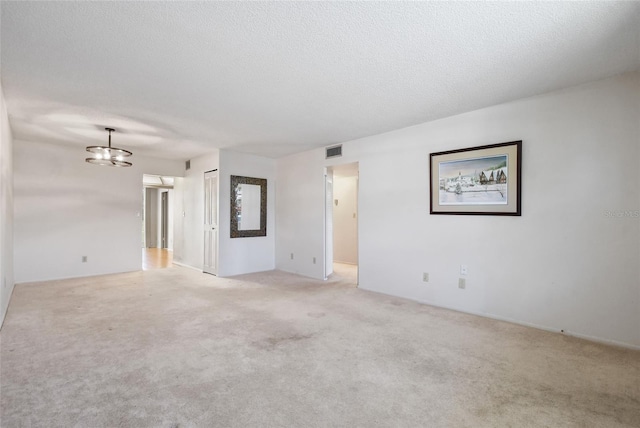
xmin=0 ymin=86 xmax=15 ymax=327
xmin=218 ymin=150 xmax=276 ymax=276
xmin=13 ymin=140 xmax=183 ymax=283
xmin=165 ymin=189 xmax=174 ymax=250
xmin=172 ymin=177 xmax=185 ymax=261
xmin=333 ymin=176 xmax=358 ymax=264
xmin=276 ymin=72 xmax=640 ymax=348
xmin=172 ymin=149 xmax=275 ymax=276
xmin=277 ymin=148 xmax=327 ymax=278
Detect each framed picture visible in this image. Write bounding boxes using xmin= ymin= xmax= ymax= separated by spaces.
xmin=230 ymin=175 xmax=267 ymax=238
xmin=430 ymin=141 xmax=522 ymax=216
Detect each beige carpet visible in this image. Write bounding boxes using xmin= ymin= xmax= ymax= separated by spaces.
xmin=1 ymin=266 xmax=638 ymax=427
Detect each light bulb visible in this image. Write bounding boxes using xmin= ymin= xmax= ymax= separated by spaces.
xmin=95 ymin=153 xmax=103 ymax=160
xmin=116 ymin=155 xmax=123 ymax=161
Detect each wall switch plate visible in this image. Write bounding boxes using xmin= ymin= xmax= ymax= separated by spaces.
xmin=82 ymin=256 xmax=88 ymax=263
xmin=460 ymin=265 xmax=468 ymax=275
xmin=458 ymin=278 xmax=466 ymax=289
xmin=422 ymin=272 xmax=429 ymax=282
xmin=313 ymin=257 xmax=316 ymax=264
xmin=290 ymin=253 xmax=294 ymax=260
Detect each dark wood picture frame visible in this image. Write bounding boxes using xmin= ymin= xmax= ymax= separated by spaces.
xmin=429 ymin=141 xmax=522 ymax=216
xmin=230 ymin=175 xmax=267 ymax=238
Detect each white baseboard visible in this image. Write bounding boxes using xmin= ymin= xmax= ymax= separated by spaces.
xmin=172 ymin=261 xmax=202 ymax=272
xmin=357 ymin=285 xmax=640 ymax=351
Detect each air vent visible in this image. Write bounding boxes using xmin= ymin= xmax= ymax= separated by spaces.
xmin=185 ymin=160 xmax=191 ymax=170
xmin=326 ymin=145 xmax=342 ymax=159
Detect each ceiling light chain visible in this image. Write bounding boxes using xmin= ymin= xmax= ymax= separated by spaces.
xmin=85 ymin=127 xmax=133 ymax=167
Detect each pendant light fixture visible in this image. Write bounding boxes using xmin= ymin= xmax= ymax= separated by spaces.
xmin=85 ymin=127 xmax=133 ymax=167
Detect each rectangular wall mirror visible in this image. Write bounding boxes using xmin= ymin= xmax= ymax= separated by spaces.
xmin=230 ymin=175 xmax=267 ymax=238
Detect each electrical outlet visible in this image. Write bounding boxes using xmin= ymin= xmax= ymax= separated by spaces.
xmin=458 ymin=278 xmax=466 ymax=289
xmin=82 ymin=256 xmax=88 ymax=263
xmin=313 ymin=257 xmax=316 ymax=264
xmin=460 ymin=265 xmax=468 ymax=275
xmin=422 ymin=272 xmax=429 ymax=282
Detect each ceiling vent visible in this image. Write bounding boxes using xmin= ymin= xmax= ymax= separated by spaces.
xmin=326 ymin=145 xmax=342 ymax=159
xmin=185 ymin=160 xmax=191 ymax=170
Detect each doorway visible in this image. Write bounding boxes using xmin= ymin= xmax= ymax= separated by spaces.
xmin=142 ymin=175 xmax=175 ymax=270
xmin=325 ymin=162 xmax=359 ymax=285
xmin=161 ymin=191 xmax=169 ymax=249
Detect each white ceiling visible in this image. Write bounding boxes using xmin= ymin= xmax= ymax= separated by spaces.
xmin=2 ymin=2 xmax=639 ymax=161
xmin=143 ymin=174 xmax=174 ymax=188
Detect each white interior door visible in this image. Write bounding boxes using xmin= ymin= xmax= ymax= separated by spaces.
xmin=204 ymin=170 xmax=218 ymax=275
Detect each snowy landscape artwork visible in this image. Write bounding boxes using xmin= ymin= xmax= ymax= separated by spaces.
xmin=430 ymin=140 xmax=521 ymax=216
xmin=438 ymin=155 xmax=508 ymax=205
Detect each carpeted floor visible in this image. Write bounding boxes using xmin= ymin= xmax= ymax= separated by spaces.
xmin=1 ymin=266 xmax=638 ymax=427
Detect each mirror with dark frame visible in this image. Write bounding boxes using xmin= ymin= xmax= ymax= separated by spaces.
xmin=230 ymin=175 xmax=267 ymax=238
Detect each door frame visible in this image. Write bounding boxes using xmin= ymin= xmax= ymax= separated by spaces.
xmin=324 ymin=162 xmax=359 ymax=285
xmin=324 ymin=167 xmax=333 ymax=279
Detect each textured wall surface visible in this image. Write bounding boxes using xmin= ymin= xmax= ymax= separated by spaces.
xmin=277 ymin=72 xmax=640 ymax=348
xmin=13 ymin=141 xmax=183 ymax=283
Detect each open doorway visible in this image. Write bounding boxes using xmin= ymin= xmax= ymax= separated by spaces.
xmin=325 ymin=162 xmax=359 ymax=285
xmin=142 ymin=175 xmax=175 ymax=270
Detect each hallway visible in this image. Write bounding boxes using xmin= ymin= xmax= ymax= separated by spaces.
xmin=331 ymin=262 xmax=357 ymax=286
xmin=142 ymin=248 xmax=173 ymax=270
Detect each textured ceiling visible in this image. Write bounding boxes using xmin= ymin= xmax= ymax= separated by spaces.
xmin=1 ymin=2 xmax=639 ymax=160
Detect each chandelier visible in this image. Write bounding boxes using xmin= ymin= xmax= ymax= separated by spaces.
xmin=85 ymin=128 xmax=132 ymax=167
